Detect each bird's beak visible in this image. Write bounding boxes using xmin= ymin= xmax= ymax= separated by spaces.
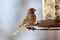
xmin=34 ymin=9 xmax=36 ymax=11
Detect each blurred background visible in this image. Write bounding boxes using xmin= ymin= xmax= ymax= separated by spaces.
xmin=0 ymin=0 xmax=60 ymax=40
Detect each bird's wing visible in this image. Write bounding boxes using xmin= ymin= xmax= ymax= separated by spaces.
xmin=20 ymin=15 xmax=30 ymax=26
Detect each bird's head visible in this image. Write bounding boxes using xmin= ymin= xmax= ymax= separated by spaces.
xmin=28 ymin=8 xmax=36 ymax=14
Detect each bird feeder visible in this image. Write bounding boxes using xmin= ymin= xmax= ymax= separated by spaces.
xmin=33 ymin=0 xmax=60 ymax=30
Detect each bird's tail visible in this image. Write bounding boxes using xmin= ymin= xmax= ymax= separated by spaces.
xmin=12 ymin=22 xmax=28 ymax=36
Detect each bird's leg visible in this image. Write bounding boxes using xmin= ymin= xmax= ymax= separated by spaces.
xmin=30 ymin=27 xmax=36 ymax=30
xmin=27 ymin=26 xmax=36 ymax=30
xmin=27 ymin=27 xmax=31 ymax=30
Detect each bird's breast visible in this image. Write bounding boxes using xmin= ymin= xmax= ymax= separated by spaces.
xmin=31 ymin=14 xmax=36 ymax=23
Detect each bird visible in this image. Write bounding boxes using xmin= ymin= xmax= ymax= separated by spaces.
xmin=13 ymin=8 xmax=36 ymax=35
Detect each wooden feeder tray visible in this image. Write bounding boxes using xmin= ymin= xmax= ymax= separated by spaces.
xmin=34 ymin=19 xmax=60 ymax=30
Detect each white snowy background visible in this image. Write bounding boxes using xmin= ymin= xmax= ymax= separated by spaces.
xmin=0 ymin=0 xmax=60 ymax=40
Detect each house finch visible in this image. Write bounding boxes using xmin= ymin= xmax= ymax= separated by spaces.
xmin=13 ymin=8 xmax=36 ymax=35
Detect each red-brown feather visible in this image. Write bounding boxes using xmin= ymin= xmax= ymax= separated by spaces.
xmin=31 ymin=14 xmax=36 ymax=23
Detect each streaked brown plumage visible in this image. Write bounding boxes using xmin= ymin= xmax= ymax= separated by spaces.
xmin=13 ymin=8 xmax=36 ymax=35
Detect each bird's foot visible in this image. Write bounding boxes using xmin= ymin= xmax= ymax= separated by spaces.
xmin=31 ymin=27 xmax=36 ymax=30
xmin=27 ymin=27 xmax=36 ymax=30
xmin=27 ymin=27 xmax=31 ymax=30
